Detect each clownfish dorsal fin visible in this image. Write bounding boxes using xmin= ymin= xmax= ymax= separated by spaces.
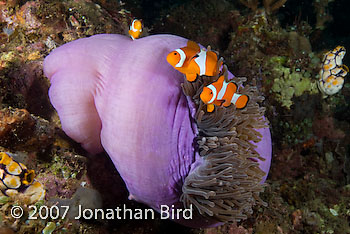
xmin=217 ymin=75 xmax=225 ymax=84
xmin=187 ymin=40 xmax=200 ymax=52
xmin=231 ymin=82 xmax=238 ymax=94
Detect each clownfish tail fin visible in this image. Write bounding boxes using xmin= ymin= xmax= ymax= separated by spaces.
xmin=236 ymin=94 xmax=249 ymax=109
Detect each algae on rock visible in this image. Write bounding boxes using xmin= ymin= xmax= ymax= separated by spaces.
xmin=268 ymin=56 xmax=318 ymax=108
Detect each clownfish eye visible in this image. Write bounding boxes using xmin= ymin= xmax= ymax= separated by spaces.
xmin=174 ymin=52 xmax=177 ymax=55
xmin=210 ymin=91 xmax=213 ymax=94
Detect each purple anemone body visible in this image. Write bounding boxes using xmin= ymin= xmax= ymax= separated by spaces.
xmin=44 ymin=34 xmax=272 ymax=227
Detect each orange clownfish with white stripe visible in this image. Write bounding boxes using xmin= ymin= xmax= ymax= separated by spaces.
xmin=128 ymin=19 xmax=142 ymax=40
xmin=200 ymin=75 xmax=249 ymax=112
xmin=167 ymin=41 xmax=222 ymax=82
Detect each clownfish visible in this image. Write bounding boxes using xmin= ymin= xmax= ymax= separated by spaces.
xmin=318 ymin=46 xmax=348 ymax=95
xmin=128 ymin=19 xmax=142 ymax=40
xmin=167 ymin=41 xmax=222 ymax=82
xmin=167 ymin=40 xmax=200 ymax=71
xmin=200 ymin=75 xmax=249 ymax=112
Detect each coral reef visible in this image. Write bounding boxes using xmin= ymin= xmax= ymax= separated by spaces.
xmin=0 ymin=0 xmax=348 ymax=233
xmin=268 ymin=56 xmax=318 ymax=108
xmin=239 ymin=0 xmax=288 ymax=14
xmin=0 ymin=1 xmax=132 ymax=233
xmin=0 ymin=108 xmax=54 ymax=152
xmin=313 ymin=0 xmax=334 ymax=30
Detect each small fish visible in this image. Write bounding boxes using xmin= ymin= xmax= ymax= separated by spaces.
xmin=318 ymin=46 xmax=348 ymax=95
xmin=167 ymin=41 xmax=222 ymax=82
xmin=128 ymin=19 xmax=142 ymax=40
xmin=0 ymin=152 xmax=45 ymax=203
xmin=200 ymin=75 xmax=249 ymax=112
xmin=167 ymin=40 xmax=200 ymax=71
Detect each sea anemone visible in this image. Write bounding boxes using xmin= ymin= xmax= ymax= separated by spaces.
xmin=181 ymin=65 xmax=269 ymax=223
xmin=43 ymin=34 xmax=271 ymax=227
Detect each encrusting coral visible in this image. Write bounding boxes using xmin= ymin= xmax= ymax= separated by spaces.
xmin=0 ymin=108 xmax=54 ymax=152
xmin=266 ymin=56 xmax=318 ymax=109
